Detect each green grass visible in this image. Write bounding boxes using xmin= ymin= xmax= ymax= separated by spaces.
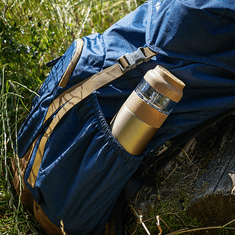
xmin=0 ymin=0 xmax=144 ymax=233
xmin=2 ymin=0 xmax=233 ymax=234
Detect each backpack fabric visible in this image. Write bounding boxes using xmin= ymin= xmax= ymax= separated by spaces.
xmin=15 ymin=0 xmax=235 ymax=234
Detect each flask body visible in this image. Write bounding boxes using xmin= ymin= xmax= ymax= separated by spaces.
xmin=110 ymin=65 xmax=185 ymax=155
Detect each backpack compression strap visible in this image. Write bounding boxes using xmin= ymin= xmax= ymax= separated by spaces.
xmin=43 ymin=44 xmax=157 ymax=124
xmin=27 ymin=39 xmax=158 ymax=187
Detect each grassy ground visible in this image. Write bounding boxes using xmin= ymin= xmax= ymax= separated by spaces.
xmin=2 ymin=1 xmax=234 ymax=234
xmin=0 ymin=0 xmax=144 ymax=233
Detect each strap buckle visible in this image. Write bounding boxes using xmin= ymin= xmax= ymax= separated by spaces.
xmin=117 ymin=47 xmax=151 ymax=72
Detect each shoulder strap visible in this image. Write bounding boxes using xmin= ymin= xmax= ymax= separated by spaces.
xmin=43 ymin=41 xmax=157 ymax=124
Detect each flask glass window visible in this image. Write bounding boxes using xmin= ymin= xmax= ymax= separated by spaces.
xmin=135 ymin=79 xmax=177 ymax=115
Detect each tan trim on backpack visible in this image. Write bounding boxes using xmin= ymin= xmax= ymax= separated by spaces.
xmin=58 ymin=38 xmax=84 ymax=88
xmin=12 ymin=137 xmax=39 ymax=209
xmin=33 ymin=200 xmax=68 ymax=235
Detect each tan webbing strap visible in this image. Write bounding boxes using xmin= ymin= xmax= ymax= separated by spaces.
xmin=43 ymin=47 xmax=157 ymax=124
xmin=28 ymin=46 xmax=157 ymax=187
xmin=43 ymin=62 xmax=123 ymax=124
xmin=58 ymin=38 xmax=84 ymax=88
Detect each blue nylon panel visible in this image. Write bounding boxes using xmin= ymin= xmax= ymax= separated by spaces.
xmin=17 ymin=0 xmax=235 ymax=234
xmin=145 ymin=0 xmax=235 ymax=150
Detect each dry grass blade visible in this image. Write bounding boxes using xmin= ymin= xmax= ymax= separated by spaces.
xmin=159 ymin=217 xmax=172 ymax=232
xmin=165 ymin=218 xmax=235 ymax=235
xmin=156 ymin=215 xmax=162 ymax=235
xmin=139 ymin=215 xmax=151 ymax=235
xmin=60 ymin=220 xmax=66 ymax=235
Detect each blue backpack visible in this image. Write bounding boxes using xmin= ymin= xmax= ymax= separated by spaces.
xmin=13 ymin=0 xmax=235 ymax=234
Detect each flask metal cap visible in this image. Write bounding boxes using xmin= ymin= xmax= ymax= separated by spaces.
xmin=144 ymin=65 xmax=185 ymax=102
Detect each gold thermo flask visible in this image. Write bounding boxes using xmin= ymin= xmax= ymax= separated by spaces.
xmin=110 ymin=65 xmax=185 ymax=156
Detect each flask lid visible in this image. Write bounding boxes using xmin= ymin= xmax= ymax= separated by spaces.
xmin=144 ymin=65 xmax=185 ymax=102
